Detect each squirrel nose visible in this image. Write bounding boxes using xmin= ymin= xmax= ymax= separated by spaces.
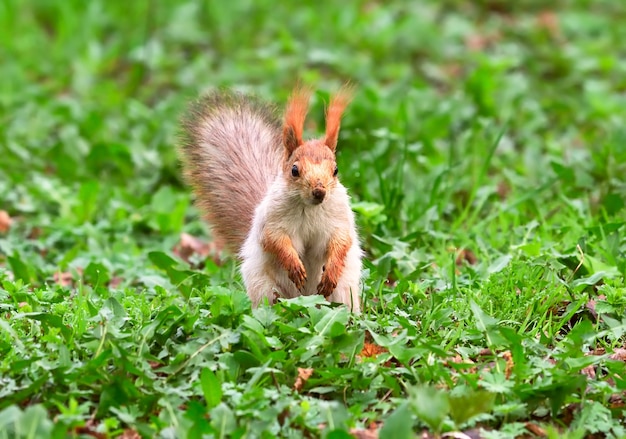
xmin=312 ymin=187 xmax=326 ymax=203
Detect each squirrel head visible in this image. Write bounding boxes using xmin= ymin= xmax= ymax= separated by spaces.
xmin=282 ymin=85 xmax=353 ymax=205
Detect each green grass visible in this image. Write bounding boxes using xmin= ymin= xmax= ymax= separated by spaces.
xmin=1 ymin=0 xmax=625 ymax=438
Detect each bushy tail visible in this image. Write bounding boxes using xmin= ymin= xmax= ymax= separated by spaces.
xmin=179 ymin=91 xmax=283 ymax=253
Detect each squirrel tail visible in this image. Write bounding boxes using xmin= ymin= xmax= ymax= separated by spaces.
xmin=179 ymin=91 xmax=283 ymax=253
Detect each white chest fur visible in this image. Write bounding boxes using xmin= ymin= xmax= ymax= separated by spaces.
xmin=240 ymin=177 xmax=359 ymax=306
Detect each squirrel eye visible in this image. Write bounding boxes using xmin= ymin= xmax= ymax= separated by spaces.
xmin=333 ymin=166 xmax=338 ymax=176
xmin=291 ymin=164 xmax=299 ymax=177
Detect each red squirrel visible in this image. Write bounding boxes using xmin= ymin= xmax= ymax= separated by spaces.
xmin=179 ymin=86 xmax=362 ymax=311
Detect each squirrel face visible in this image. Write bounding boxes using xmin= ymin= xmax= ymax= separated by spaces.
xmin=286 ymin=141 xmax=337 ymax=205
xmin=281 ymin=85 xmax=353 ymax=206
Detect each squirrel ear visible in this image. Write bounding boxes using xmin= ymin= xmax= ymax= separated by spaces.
xmin=283 ymin=86 xmax=312 ymax=154
xmin=324 ymin=84 xmax=354 ymax=151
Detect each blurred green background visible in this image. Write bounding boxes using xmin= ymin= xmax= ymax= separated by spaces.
xmin=2 ymin=0 xmax=625 ymax=241
xmin=1 ymin=0 xmax=626 ymax=437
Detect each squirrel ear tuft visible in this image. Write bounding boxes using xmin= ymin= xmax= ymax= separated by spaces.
xmin=324 ymin=84 xmax=354 ymax=151
xmin=283 ymin=86 xmax=312 ymax=154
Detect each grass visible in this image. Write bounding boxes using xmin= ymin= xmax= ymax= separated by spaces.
xmin=1 ymin=0 xmax=625 ymax=438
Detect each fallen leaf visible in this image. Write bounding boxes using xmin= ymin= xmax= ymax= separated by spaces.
xmin=442 ymin=63 xmax=462 ymax=80
xmin=559 ymin=403 xmax=577 ymax=427
xmin=277 ymin=408 xmax=290 ymax=426
xmin=74 ymin=418 xmax=106 ymax=439
xmin=350 ymin=427 xmax=379 ymax=439
xmin=149 ymin=360 xmax=168 ymax=378
xmin=609 ymin=348 xmax=626 ymax=361
xmin=456 ymin=248 xmax=478 ymax=266
xmin=54 ymin=271 xmax=73 ymax=287
xmin=464 ymin=32 xmax=500 ymax=52
xmin=536 ymin=11 xmax=560 ymax=36
xmin=0 ymin=210 xmax=12 ymax=233
xmin=109 ymin=276 xmax=123 ymax=288
xmin=444 ymin=354 xmax=477 ymax=369
xmin=173 ymin=232 xmax=222 ymax=265
xmin=118 ymin=429 xmax=141 ymax=439
xmin=360 ymin=342 xmax=388 ymax=358
xmin=28 ymin=226 xmax=42 ymax=239
xmin=466 ymin=34 xmax=489 ymax=51
xmin=581 ymin=364 xmax=596 ymax=379
xmin=384 ymin=277 xmax=397 ymax=288
xmin=173 ymin=232 xmax=210 ymax=260
xmin=585 ymin=294 xmax=606 ymax=321
xmin=442 ymin=431 xmax=479 ymax=439
xmin=293 ymin=367 xmax=313 ymax=392
xmin=496 ymin=181 xmax=510 ymax=200
xmin=478 ymin=348 xmax=492 ymax=357
xmin=590 ymin=347 xmax=606 ymax=356
xmin=502 ymin=351 xmax=514 ymax=379
xmin=608 ymin=393 xmax=624 ymax=409
xmin=482 ymin=1 xmax=514 ymax=14
xmin=525 ymin=422 xmax=546 ymax=437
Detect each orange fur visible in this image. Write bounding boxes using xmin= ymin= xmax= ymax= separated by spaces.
xmin=324 ymin=84 xmax=354 ymax=151
xmin=261 ymin=228 xmax=307 ymax=291
xmin=283 ymin=86 xmax=313 ymax=154
xmin=317 ymin=231 xmax=352 ymax=297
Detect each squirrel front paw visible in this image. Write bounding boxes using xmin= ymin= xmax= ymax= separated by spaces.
xmin=317 ymin=275 xmax=337 ymax=298
xmin=288 ymin=262 xmax=307 ymax=291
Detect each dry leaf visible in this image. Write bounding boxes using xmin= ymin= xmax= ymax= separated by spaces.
xmin=442 ymin=432 xmax=476 ymax=439
xmin=609 ymin=393 xmax=625 ymax=409
xmin=609 ymin=348 xmax=626 ymax=361
xmin=277 ymin=407 xmax=290 ymax=426
xmin=118 ymin=429 xmax=141 ymax=439
xmin=456 ymin=248 xmax=478 ymax=266
xmin=419 ymin=430 xmax=484 ymax=439
xmin=585 ymin=294 xmax=606 ymax=321
xmin=0 ymin=210 xmax=12 ymax=233
xmin=581 ymin=364 xmax=596 ymax=379
xmin=590 ymin=347 xmax=606 ymax=356
xmin=466 ymin=34 xmax=489 ymax=51
xmin=497 ymin=181 xmax=510 ymax=200
xmin=54 ymin=271 xmax=73 ymax=287
xmin=173 ymin=232 xmax=210 ymax=261
xmin=384 ymin=277 xmax=397 ymax=288
xmin=350 ymin=427 xmax=379 ymax=439
xmin=443 ymin=63 xmax=462 ymax=79
xmin=525 ymin=422 xmax=547 ymax=437
xmin=537 ymin=11 xmax=560 ymax=36
xmin=360 ymin=342 xmax=388 ymax=358
xmin=293 ymin=367 xmax=313 ymax=392
xmin=74 ymin=418 xmax=106 ymax=439
xmin=28 ymin=226 xmax=42 ymax=239
xmin=173 ymin=232 xmax=222 ymax=265
xmin=502 ymin=351 xmax=514 ymax=379
xmin=478 ymin=348 xmax=492 ymax=357
xmin=464 ymin=32 xmax=500 ymax=52
xmin=109 ymin=276 xmax=123 ymax=288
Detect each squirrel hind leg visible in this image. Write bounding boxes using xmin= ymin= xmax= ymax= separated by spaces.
xmin=241 ymin=269 xmax=275 ymax=307
xmin=241 ymin=256 xmax=291 ymax=306
xmin=328 ymin=286 xmax=361 ymax=313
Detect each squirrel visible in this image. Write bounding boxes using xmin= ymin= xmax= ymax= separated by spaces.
xmin=178 ymin=86 xmax=362 ymax=312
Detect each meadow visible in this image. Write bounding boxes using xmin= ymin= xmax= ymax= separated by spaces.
xmin=1 ymin=1 xmax=625 ymax=438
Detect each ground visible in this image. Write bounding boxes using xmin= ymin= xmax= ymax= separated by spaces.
xmin=1 ymin=1 xmax=625 ymax=438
